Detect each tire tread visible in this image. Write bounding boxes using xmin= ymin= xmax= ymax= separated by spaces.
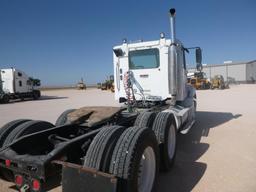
xmin=84 ymin=125 xmax=125 ymax=171
xmin=55 ymin=109 xmax=76 ymax=126
xmin=0 ymin=119 xmax=31 ymax=147
xmin=3 ymin=120 xmax=54 ymax=146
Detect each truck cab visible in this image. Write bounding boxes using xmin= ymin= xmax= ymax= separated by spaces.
xmin=1 ymin=69 xmax=32 ymax=94
xmin=113 ymin=9 xmax=202 ymax=108
xmin=0 ymin=68 xmax=41 ymax=103
xmin=113 ymin=38 xmax=188 ymax=103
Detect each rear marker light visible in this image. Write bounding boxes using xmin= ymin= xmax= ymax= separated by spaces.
xmin=32 ymin=179 xmax=40 ymax=191
xmin=5 ymin=159 xmax=11 ymax=167
xmin=15 ymin=175 xmax=23 ymax=186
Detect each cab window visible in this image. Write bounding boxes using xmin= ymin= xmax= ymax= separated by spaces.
xmin=129 ymin=48 xmax=160 ymax=70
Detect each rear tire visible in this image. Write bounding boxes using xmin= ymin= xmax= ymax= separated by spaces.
xmin=3 ymin=120 xmax=54 ymax=146
xmin=109 ymin=126 xmax=159 ymax=192
xmin=0 ymin=119 xmax=31 ymax=147
xmin=152 ymin=112 xmax=177 ymax=171
xmin=55 ymin=109 xmax=76 ymax=126
xmin=84 ymin=126 xmax=126 ymax=172
xmin=33 ymin=90 xmax=41 ymax=100
xmin=134 ymin=112 xmax=156 ymax=129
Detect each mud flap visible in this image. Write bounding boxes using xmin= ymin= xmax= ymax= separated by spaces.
xmin=54 ymin=161 xmax=117 ymax=192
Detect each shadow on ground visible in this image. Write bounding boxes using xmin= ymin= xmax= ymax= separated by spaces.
xmin=158 ymin=111 xmax=242 ymax=192
xmin=37 ymin=95 xmax=68 ymax=101
xmin=1 ymin=96 xmax=68 ymax=104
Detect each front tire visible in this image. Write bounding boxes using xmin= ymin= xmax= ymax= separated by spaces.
xmin=152 ymin=112 xmax=177 ymax=171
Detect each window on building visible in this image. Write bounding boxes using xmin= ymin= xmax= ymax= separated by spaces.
xmin=18 ymin=72 xmax=22 ymax=77
xmin=19 ymin=81 xmax=22 ymax=87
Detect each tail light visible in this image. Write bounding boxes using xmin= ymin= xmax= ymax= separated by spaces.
xmin=5 ymin=159 xmax=11 ymax=167
xmin=15 ymin=175 xmax=23 ymax=186
xmin=32 ymin=179 xmax=40 ymax=191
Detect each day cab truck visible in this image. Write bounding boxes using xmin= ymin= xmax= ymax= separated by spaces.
xmin=0 ymin=9 xmax=202 ymax=192
xmin=0 ymin=68 xmax=41 ymax=103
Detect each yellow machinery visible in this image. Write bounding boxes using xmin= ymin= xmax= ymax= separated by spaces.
xmin=100 ymin=75 xmax=114 ymax=91
xmin=210 ymin=75 xmax=228 ymax=89
xmin=77 ymin=78 xmax=86 ymax=90
xmin=187 ymin=72 xmax=211 ymax=90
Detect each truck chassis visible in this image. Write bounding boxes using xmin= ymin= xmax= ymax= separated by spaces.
xmin=0 ymin=100 xmax=195 ymax=192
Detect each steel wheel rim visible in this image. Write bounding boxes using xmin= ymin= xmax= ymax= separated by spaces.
xmin=138 ymin=146 xmax=156 ymax=192
xmin=168 ymin=124 xmax=176 ymax=159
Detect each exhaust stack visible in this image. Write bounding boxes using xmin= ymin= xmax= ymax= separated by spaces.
xmin=168 ymin=8 xmax=177 ymax=101
xmin=169 ymin=8 xmax=176 ymax=42
xmin=168 ymin=8 xmax=187 ymax=102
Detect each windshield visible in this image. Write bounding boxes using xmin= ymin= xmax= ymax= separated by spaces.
xmin=129 ymin=48 xmax=160 ymax=70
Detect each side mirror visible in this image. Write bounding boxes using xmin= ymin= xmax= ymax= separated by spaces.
xmin=196 ymin=48 xmax=202 ymax=71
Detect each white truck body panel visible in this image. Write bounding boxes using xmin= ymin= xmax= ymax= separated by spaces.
xmin=113 ymin=38 xmax=187 ymax=102
xmin=1 ymin=69 xmax=15 ymax=93
xmin=0 ymin=68 xmax=33 ymax=94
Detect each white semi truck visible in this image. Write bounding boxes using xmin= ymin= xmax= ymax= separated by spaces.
xmin=0 ymin=8 xmax=202 ymax=192
xmin=0 ymin=68 xmax=41 ymax=103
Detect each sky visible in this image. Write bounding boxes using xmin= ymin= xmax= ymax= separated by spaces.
xmin=0 ymin=0 xmax=255 ymax=86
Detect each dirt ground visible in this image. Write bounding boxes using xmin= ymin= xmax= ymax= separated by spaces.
xmin=0 ymin=85 xmax=256 ymax=192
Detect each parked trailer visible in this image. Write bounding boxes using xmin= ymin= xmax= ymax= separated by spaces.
xmin=0 ymin=9 xmax=202 ymax=192
xmin=0 ymin=68 xmax=41 ymax=103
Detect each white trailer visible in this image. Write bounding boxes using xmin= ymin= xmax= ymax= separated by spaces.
xmin=0 ymin=68 xmax=41 ymax=103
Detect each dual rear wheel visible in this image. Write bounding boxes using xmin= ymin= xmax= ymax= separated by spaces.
xmin=84 ymin=111 xmax=177 ymax=192
xmin=135 ymin=111 xmax=177 ymax=171
xmin=84 ymin=125 xmax=159 ymax=192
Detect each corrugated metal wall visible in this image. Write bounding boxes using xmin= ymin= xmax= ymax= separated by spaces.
xmin=246 ymin=62 xmax=256 ymax=83
xmin=227 ymin=64 xmax=246 ymax=82
xmin=188 ymin=61 xmax=256 ymax=83
xmin=209 ymin=65 xmax=227 ymax=80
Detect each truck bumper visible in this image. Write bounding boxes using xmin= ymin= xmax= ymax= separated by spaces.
xmin=53 ymin=161 xmax=117 ymax=192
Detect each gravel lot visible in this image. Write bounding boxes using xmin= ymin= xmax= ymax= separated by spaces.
xmin=0 ymin=85 xmax=256 ymax=192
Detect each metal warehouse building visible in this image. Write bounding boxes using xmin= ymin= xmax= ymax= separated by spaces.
xmin=188 ymin=60 xmax=256 ymax=83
